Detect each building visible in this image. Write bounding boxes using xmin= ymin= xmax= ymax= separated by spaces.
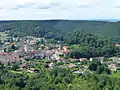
xmin=79 ymin=58 xmax=88 ymax=62
xmin=49 ymin=62 xmax=54 ymax=68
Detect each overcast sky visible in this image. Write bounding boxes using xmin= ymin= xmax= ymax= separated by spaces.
xmin=0 ymin=0 xmax=120 ymax=20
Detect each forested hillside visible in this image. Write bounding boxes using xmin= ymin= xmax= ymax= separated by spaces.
xmin=0 ymin=20 xmax=120 ymax=39
xmin=0 ymin=20 xmax=120 ymax=90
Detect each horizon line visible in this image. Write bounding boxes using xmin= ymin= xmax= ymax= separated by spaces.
xmin=0 ymin=19 xmax=119 ymax=22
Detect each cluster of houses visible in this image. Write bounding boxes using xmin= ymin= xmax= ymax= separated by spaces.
xmin=0 ymin=35 xmax=72 ymax=65
xmin=0 ymin=32 xmax=120 ymax=74
xmin=107 ymin=57 xmax=120 ymax=71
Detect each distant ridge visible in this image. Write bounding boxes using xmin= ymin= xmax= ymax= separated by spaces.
xmin=0 ymin=20 xmax=120 ymax=38
xmin=0 ymin=19 xmax=119 ymax=22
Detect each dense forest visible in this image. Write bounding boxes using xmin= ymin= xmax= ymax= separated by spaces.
xmin=66 ymin=30 xmax=120 ymax=58
xmin=0 ymin=63 xmax=120 ymax=90
xmin=0 ymin=20 xmax=120 ymax=41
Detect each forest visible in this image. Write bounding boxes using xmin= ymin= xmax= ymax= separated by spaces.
xmin=0 ymin=20 xmax=120 ymax=41
xmin=0 ymin=63 xmax=120 ymax=90
xmin=66 ymin=30 xmax=120 ymax=58
xmin=0 ymin=20 xmax=120 ymax=90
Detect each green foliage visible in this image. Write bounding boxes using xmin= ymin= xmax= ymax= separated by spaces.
xmin=0 ymin=64 xmax=119 ymax=90
xmin=1 ymin=20 xmax=120 ymax=41
xmin=67 ymin=30 xmax=119 ymax=58
xmin=88 ymin=61 xmax=111 ymax=74
xmin=0 ymin=21 xmax=63 ymax=41
xmin=111 ymin=70 xmax=120 ymax=78
xmin=89 ymin=62 xmax=98 ymax=71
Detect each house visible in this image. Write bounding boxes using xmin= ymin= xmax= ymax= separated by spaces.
xmin=90 ymin=58 xmax=93 ymax=62
xmin=59 ymin=49 xmax=71 ymax=57
xmin=69 ymin=63 xmax=77 ymax=68
xmin=108 ymin=64 xmax=117 ymax=71
xmin=79 ymin=58 xmax=88 ymax=62
xmin=49 ymin=62 xmax=54 ymax=68
xmin=91 ymin=57 xmax=104 ymax=63
xmin=0 ymin=52 xmax=23 ymax=65
xmin=113 ymin=42 xmax=120 ymax=47
xmin=106 ymin=61 xmax=112 ymax=65
xmin=82 ymin=70 xmax=90 ymax=75
xmin=115 ymin=44 xmax=120 ymax=47
xmin=57 ymin=45 xmax=71 ymax=57
xmin=73 ymin=59 xmax=80 ymax=62
xmin=19 ymin=63 xmax=26 ymax=70
xmin=52 ymin=54 xmax=60 ymax=60
xmin=62 ymin=46 xmax=68 ymax=51
xmin=34 ymin=51 xmax=45 ymax=59
xmin=29 ymin=40 xmax=36 ymax=45
xmin=73 ymin=70 xmax=81 ymax=74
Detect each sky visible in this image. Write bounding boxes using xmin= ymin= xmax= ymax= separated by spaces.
xmin=0 ymin=0 xmax=120 ymax=20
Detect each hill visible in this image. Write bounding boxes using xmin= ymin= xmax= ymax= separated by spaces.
xmin=0 ymin=20 xmax=120 ymax=39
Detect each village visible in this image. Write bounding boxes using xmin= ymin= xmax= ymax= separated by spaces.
xmin=0 ymin=31 xmax=120 ymax=75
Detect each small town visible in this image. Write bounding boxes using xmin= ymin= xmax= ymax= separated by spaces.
xmin=0 ymin=31 xmax=120 ymax=76
xmin=0 ymin=0 xmax=120 ymax=89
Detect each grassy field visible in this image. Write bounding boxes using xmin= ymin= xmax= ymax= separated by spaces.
xmin=9 ymin=70 xmax=23 ymax=74
xmin=111 ymin=70 xmax=120 ymax=78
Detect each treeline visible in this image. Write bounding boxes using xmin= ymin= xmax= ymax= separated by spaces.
xmin=0 ymin=21 xmax=63 ymax=40
xmin=66 ymin=30 xmax=119 ymax=58
xmin=1 ymin=20 xmax=120 ymax=37
xmin=0 ymin=64 xmax=119 ymax=90
xmin=0 ymin=20 xmax=120 ymax=41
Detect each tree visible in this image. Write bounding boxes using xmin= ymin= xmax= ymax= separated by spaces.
xmin=88 ymin=63 xmax=97 ymax=71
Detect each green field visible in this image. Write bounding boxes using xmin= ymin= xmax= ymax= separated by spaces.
xmin=111 ymin=70 xmax=120 ymax=78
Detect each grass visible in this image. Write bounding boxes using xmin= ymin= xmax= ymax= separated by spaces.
xmin=9 ymin=70 xmax=37 ymax=79
xmin=9 ymin=70 xmax=23 ymax=74
xmin=26 ymin=72 xmax=37 ymax=79
xmin=111 ymin=70 xmax=120 ymax=78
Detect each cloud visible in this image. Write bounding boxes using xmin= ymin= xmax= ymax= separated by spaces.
xmin=0 ymin=0 xmax=120 ymax=20
xmin=16 ymin=3 xmax=36 ymax=9
xmin=78 ymin=5 xmax=89 ymax=8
